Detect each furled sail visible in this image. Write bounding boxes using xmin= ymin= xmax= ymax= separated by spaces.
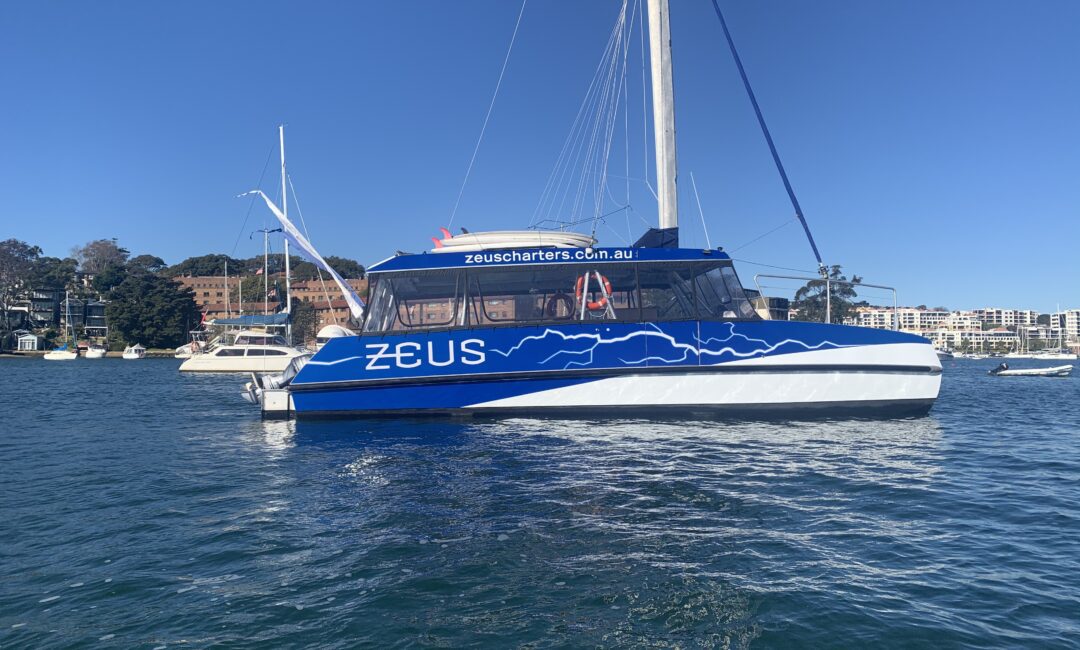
xmin=244 ymin=190 xmax=366 ymax=320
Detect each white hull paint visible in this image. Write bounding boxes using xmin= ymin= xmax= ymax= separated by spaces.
xmin=180 ymin=350 xmax=301 ymax=373
xmin=469 ymin=370 xmax=940 ymax=411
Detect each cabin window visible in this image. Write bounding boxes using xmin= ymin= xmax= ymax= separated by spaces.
xmin=361 ymin=259 xmax=757 ymax=333
xmin=694 ymin=262 xmax=757 ymax=320
xmin=639 ymin=263 xmax=696 ymax=321
xmin=363 ymin=271 xmax=464 ymax=333
xmin=216 ymin=348 xmax=245 ymax=357
xmin=463 ymin=264 xmax=639 ymax=325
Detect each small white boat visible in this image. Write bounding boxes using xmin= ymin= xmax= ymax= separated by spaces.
xmin=44 ymin=345 xmax=78 ymax=361
xmin=989 ymin=363 xmax=1072 ymax=377
xmin=123 ymin=344 xmax=146 ymax=360
xmin=179 ymin=329 xmax=303 ymax=373
xmin=85 ymin=344 xmax=107 ymax=359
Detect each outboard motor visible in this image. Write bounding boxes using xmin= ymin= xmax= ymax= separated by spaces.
xmin=263 ymin=353 xmax=313 ymax=390
xmin=989 ymin=362 xmax=1008 ymax=376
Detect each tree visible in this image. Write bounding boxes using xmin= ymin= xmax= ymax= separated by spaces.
xmin=325 ymin=256 xmax=365 ymax=279
xmin=291 ymin=299 xmax=317 ymax=345
xmin=791 ymin=265 xmax=862 ymax=324
xmin=1037 ymin=314 xmax=1051 ymax=326
xmin=127 ymin=254 xmax=167 ymax=274
xmin=165 ymin=254 xmax=244 ymax=278
xmin=72 ymin=238 xmax=129 ymax=275
xmin=106 ymin=273 xmax=197 ymax=348
xmin=30 ymin=256 xmax=78 ymax=291
xmin=92 ymin=263 xmax=127 ymax=294
xmin=0 ymin=239 xmax=42 ymax=350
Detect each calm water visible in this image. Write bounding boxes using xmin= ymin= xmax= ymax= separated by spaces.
xmin=1 ymin=357 xmax=1078 ymax=648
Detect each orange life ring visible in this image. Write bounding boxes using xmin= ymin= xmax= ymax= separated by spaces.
xmin=575 ymin=273 xmax=612 ymax=312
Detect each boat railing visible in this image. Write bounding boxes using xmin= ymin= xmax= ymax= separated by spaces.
xmin=753 ymin=274 xmax=898 ymax=330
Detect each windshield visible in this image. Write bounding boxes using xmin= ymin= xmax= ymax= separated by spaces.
xmin=362 ymin=260 xmax=757 ymax=333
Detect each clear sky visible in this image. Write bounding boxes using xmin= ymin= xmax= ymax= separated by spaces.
xmin=2 ymin=1 xmax=1078 ymax=312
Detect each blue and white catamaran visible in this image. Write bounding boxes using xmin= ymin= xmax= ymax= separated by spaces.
xmin=244 ymin=0 xmax=941 ymax=418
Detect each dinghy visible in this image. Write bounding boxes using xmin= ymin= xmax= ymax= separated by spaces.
xmin=989 ymin=363 xmax=1072 ymax=377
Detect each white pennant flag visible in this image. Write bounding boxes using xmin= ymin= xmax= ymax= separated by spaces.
xmin=243 ymin=190 xmax=366 ymax=320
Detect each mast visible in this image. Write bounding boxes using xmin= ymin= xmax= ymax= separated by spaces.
xmin=647 ymin=0 xmax=678 ymax=230
xmin=224 ymin=259 xmax=230 ymax=318
xmin=263 ymin=229 xmax=269 ymax=316
xmin=280 ymin=125 xmax=292 ymax=344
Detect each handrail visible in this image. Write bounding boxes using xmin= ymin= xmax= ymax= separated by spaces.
xmin=753 ymin=273 xmax=898 ymax=330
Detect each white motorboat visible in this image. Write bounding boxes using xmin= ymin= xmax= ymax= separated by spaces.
xmin=989 ymin=363 xmax=1072 ymax=377
xmin=179 ymin=328 xmax=304 ymax=373
xmin=123 ymin=344 xmax=146 ymax=360
xmin=85 ymin=345 xmax=107 ymax=359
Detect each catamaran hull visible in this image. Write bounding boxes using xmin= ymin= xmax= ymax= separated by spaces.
xmin=284 ymin=322 xmax=942 ymax=419
xmin=288 ymin=368 xmax=940 ymax=418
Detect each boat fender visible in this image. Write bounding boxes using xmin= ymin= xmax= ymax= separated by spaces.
xmin=575 ymin=273 xmax=612 ymax=312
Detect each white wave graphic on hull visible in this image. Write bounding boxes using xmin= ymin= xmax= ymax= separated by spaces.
xmin=490 ymin=322 xmax=851 ymax=370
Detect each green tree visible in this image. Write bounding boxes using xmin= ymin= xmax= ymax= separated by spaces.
xmin=291 ymin=299 xmax=317 ymax=345
xmin=128 ymin=254 xmax=167 ymax=274
xmin=30 ymin=256 xmax=78 ymax=291
xmin=92 ymin=262 xmax=127 ymax=294
xmin=791 ymin=265 xmax=862 ymax=324
xmin=165 ymin=253 xmax=245 ymax=278
xmin=0 ymin=239 xmax=42 ymax=350
xmin=106 ymin=273 xmax=197 ymax=348
xmin=72 ymin=238 xmax=129 ymax=275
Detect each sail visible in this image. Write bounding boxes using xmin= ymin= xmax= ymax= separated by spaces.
xmin=245 ymin=190 xmax=366 ymax=320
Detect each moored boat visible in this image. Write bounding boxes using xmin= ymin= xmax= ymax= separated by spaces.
xmin=241 ymin=0 xmax=943 ymax=419
xmin=989 ymin=363 xmax=1072 ymax=377
xmin=122 ymin=344 xmax=146 ymax=360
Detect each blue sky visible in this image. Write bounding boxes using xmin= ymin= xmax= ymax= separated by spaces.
xmin=2 ymin=1 xmax=1078 ymax=312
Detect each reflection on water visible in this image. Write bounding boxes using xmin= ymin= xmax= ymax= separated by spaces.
xmin=2 ymin=359 xmax=1079 ymax=647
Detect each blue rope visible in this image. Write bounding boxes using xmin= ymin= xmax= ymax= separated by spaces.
xmin=709 ymin=0 xmax=826 ymax=275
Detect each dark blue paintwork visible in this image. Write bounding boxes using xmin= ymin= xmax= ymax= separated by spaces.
xmin=366 ymin=246 xmax=731 ymax=274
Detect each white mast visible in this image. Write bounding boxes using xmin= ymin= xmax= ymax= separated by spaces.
xmin=224 ymin=259 xmax=230 ymax=318
xmin=279 ymin=124 xmax=292 ymax=343
xmin=647 ymin=0 xmax=678 ymax=230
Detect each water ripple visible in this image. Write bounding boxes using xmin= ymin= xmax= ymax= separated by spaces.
xmin=1 ymin=357 xmax=1078 ymax=647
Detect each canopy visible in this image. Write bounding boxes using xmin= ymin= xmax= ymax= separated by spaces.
xmin=211 ymin=313 xmax=290 ymax=327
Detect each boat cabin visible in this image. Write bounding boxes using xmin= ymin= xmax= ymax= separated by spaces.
xmin=361 ymin=247 xmax=758 ymax=334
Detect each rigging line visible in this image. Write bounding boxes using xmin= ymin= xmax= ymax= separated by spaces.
xmin=287 ymin=174 xmax=336 ymax=318
xmin=593 ymin=1 xmax=633 ymax=237
xmin=638 ymin=0 xmax=656 ymax=202
xmin=730 ymin=257 xmax=818 ymax=275
xmin=709 ymin=0 xmax=825 ymax=273
xmin=530 ymin=14 xmax=619 ymax=228
xmin=570 ymin=9 xmax=625 ymax=226
xmin=624 ymin=0 xmax=636 ymax=242
xmin=231 ymin=143 xmax=276 ymax=256
xmin=689 ymin=172 xmax=712 ymax=249
xmin=729 ymin=218 xmax=796 ymax=253
xmin=448 ymin=0 xmax=527 ymax=229
xmin=544 ymin=18 xmax=613 ymax=225
xmin=573 ymin=4 xmax=627 ymax=227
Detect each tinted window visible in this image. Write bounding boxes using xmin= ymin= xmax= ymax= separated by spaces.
xmin=464 ymin=264 xmax=639 ymax=325
xmin=363 ymin=271 xmax=464 ymax=333
xmin=216 ymin=348 xmax=245 ymax=357
xmin=639 ymin=264 xmax=695 ymax=321
xmin=694 ymin=262 xmax=758 ymax=320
